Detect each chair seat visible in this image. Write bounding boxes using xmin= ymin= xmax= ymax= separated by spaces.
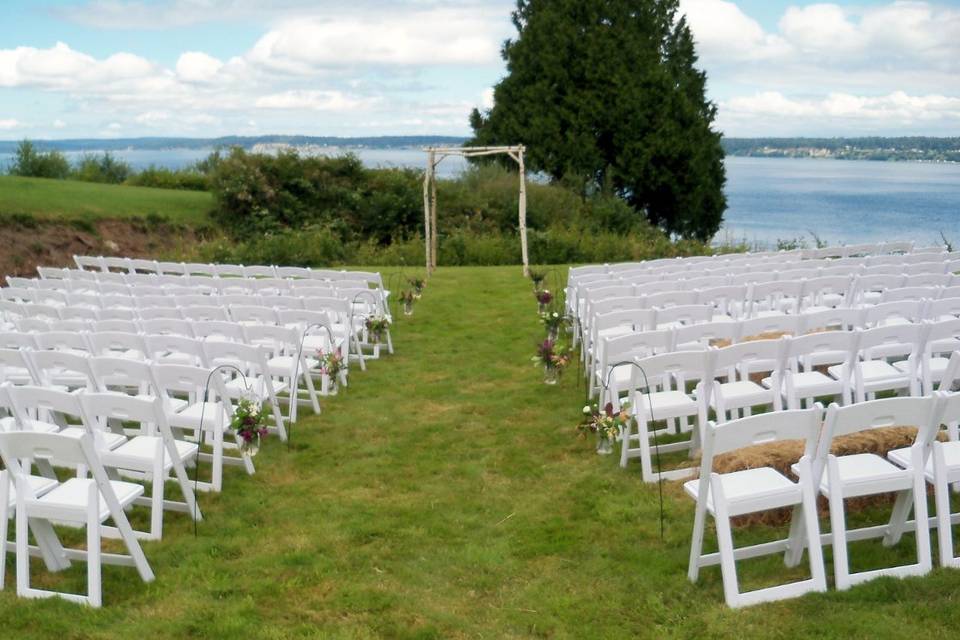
xmin=684 ymin=467 xmax=801 ymax=516
xmin=5 ymin=475 xmax=59 ymax=512
xmin=801 ymin=453 xmax=911 ymax=498
xmin=35 ymin=478 xmax=143 ymax=521
xmin=0 ymin=366 xmax=34 ymax=385
xmin=712 ymin=380 xmax=772 ymax=407
xmin=102 ymin=435 xmax=199 ymax=471
xmin=225 ymin=375 xmax=285 ymax=397
xmin=636 ymin=390 xmax=698 ymax=420
xmin=267 ymin=356 xmax=318 ymax=376
xmin=170 ymin=402 xmax=227 ymax=432
xmin=888 ymin=441 xmax=960 ymax=481
xmin=59 ymin=427 xmax=127 ymax=450
xmin=837 ymin=360 xmax=910 ymax=386
xmin=896 ymin=356 xmax=948 ymax=379
xmin=789 ymin=371 xmax=843 ymax=395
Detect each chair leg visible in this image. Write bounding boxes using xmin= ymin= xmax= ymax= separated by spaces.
xmin=783 ymin=504 xmax=806 ymax=568
xmin=0 ymin=473 xmax=7 ymax=591
xmin=883 ymin=490 xmax=913 ymax=547
xmin=933 ymin=448 xmax=957 ymax=566
xmin=149 ymin=473 xmax=164 ymax=541
xmin=711 ymin=477 xmax=742 ymax=607
xmin=910 ymin=446 xmax=933 ymax=574
xmin=87 ymin=488 xmax=102 ymax=608
xmin=687 ymin=500 xmax=708 ymax=582
xmin=799 ymin=458 xmax=828 ymax=591
xmin=826 ymin=457 xmax=852 ymax=590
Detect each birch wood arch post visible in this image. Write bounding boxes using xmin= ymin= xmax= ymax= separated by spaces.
xmin=422 ymin=145 xmax=529 ymax=276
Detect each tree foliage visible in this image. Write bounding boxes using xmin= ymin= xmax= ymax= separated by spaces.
xmin=468 ymin=0 xmax=726 ymax=241
xmin=8 ymin=140 xmax=70 ymax=179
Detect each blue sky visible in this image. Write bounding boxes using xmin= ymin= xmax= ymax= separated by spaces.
xmin=1 ymin=0 xmax=958 ymax=139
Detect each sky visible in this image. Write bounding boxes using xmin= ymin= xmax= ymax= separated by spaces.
xmin=0 ymin=0 xmax=958 ymax=139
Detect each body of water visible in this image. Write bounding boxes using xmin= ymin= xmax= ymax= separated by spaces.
xmin=721 ymin=157 xmax=960 ymax=247
xmin=1 ymin=148 xmax=956 ymax=245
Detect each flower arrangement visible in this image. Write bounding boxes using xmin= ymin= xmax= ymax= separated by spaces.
xmin=535 ymin=289 xmax=553 ymax=313
xmin=365 ymin=315 xmax=391 ymax=343
xmin=532 ymin=338 xmax=572 ymax=384
xmin=318 ymin=348 xmax=345 ymax=379
xmin=529 ymin=269 xmax=546 ymax=290
xmin=408 ymin=277 xmax=425 ymax=298
xmin=578 ymin=401 xmax=632 ymax=454
xmin=399 ymin=290 xmax=416 ymax=315
xmin=230 ymin=397 xmax=270 ymax=457
xmin=539 ymin=308 xmax=568 ymax=341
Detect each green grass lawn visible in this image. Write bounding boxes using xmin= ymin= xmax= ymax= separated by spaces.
xmin=1 ymin=265 xmax=959 ymax=638
xmin=0 ymin=175 xmax=212 ymax=223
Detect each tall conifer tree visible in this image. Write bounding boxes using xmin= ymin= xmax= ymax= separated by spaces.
xmin=469 ymin=0 xmax=726 ymax=241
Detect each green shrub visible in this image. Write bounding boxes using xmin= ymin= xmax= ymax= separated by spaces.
xmin=71 ymin=151 xmax=132 ymax=184
xmin=126 ymin=166 xmax=210 ymax=191
xmin=8 ymin=140 xmax=70 ymax=179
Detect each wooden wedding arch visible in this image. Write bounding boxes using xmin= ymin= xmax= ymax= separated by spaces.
xmin=422 ymin=145 xmax=529 ymax=276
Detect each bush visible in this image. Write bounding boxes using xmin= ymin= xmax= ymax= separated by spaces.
xmin=71 ymin=152 xmax=132 ymax=184
xmin=126 ymin=166 xmax=210 ymax=191
xmin=8 ymin=140 xmax=70 ymax=179
xmin=187 ymin=225 xmax=708 ymax=268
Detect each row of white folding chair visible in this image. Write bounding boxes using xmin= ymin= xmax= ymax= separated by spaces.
xmin=569 ymin=242 xmax=939 ymax=283
xmin=570 ymin=249 xmax=948 ymax=290
xmin=26 ymin=271 xmax=383 ymax=291
xmin=611 ymin=319 xmax=960 ymax=484
xmin=587 ymin=298 xmax=960 ymax=383
xmin=0 ymin=342 xmax=290 ymax=499
xmin=579 ymin=281 xmax=960 ymax=357
xmin=0 ymin=299 xmax=370 ymax=370
xmin=687 ymin=393 xmax=960 ymax=607
xmin=0 ymin=381 xmax=203 ymax=542
xmin=576 ymin=270 xmax=958 ymax=327
xmin=0 ymin=410 xmax=156 ymax=606
xmin=72 ymin=255 xmax=384 ymax=285
xmin=0 ymin=325 xmax=324 ymax=428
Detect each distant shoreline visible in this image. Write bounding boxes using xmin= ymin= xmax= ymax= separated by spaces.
xmin=1 ymin=135 xmax=957 ymax=164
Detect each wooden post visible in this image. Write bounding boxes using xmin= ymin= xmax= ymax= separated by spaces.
xmin=423 ymin=152 xmax=433 ymax=275
xmin=518 ymin=147 xmax=530 ymax=277
xmin=430 ymin=164 xmax=438 ymax=272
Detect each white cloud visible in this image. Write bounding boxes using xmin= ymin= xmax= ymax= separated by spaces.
xmin=52 ymin=119 xmax=66 ymax=129
xmin=679 ymin=0 xmax=789 ymax=61
xmin=247 ymin=10 xmax=502 ymax=72
xmin=0 ymin=119 xmax=20 ymax=130
xmin=175 ymin=51 xmax=224 ymax=83
xmin=719 ymin=90 xmax=960 ymax=135
xmin=480 ymin=87 xmax=494 ymax=110
xmin=255 ymin=90 xmax=380 ymax=112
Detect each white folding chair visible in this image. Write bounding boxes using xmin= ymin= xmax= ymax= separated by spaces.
xmin=243 ymin=324 xmax=320 ymax=423
xmin=811 ymin=397 xmax=937 ymax=590
xmin=144 ymin=333 xmax=208 ymax=367
xmin=596 ymin=329 xmax=673 ymax=406
xmin=623 ymin=349 xmax=714 ymax=481
xmin=782 ymin=331 xmax=859 ymax=409
xmin=0 ymin=430 xmax=154 ymax=607
xmin=685 ymin=407 xmax=826 ymax=608
xmin=840 ymin=323 xmax=927 ymax=402
xmin=202 ymin=340 xmax=287 ymax=441
xmin=79 ymin=392 xmax=201 ymax=540
xmin=150 ymin=364 xmax=249 ymax=493
xmin=709 ymin=339 xmax=785 ymax=421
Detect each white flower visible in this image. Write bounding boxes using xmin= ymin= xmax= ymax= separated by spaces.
xmin=552 ymin=312 xmax=559 ymax=318
xmin=582 ymin=405 xmax=591 ymax=414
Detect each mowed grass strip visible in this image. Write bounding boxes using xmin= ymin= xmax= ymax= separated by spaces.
xmin=0 ymin=175 xmax=212 ymax=223
xmin=1 ymin=265 xmax=960 ymax=639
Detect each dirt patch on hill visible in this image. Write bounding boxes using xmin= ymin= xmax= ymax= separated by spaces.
xmin=0 ymin=218 xmax=199 ymax=277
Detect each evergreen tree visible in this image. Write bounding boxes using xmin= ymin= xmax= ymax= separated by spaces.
xmin=469 ymin=0 xmax=726 ymax=241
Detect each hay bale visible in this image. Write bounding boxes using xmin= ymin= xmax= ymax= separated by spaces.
xmin=695 ymin=426 xmax=942 ymax=527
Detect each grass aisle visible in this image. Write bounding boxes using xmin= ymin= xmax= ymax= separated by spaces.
xmin=2 ymin=266 xmax=960 ymax=638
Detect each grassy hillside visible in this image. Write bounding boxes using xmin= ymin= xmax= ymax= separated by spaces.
xmin=1 ymin=266 xmax=958 ymax=638
xmin=0 ymin=175 xmax=212 ymax=223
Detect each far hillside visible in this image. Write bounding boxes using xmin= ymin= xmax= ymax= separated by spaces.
xmin=0 ymin=175 xmax=212 ymax=223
